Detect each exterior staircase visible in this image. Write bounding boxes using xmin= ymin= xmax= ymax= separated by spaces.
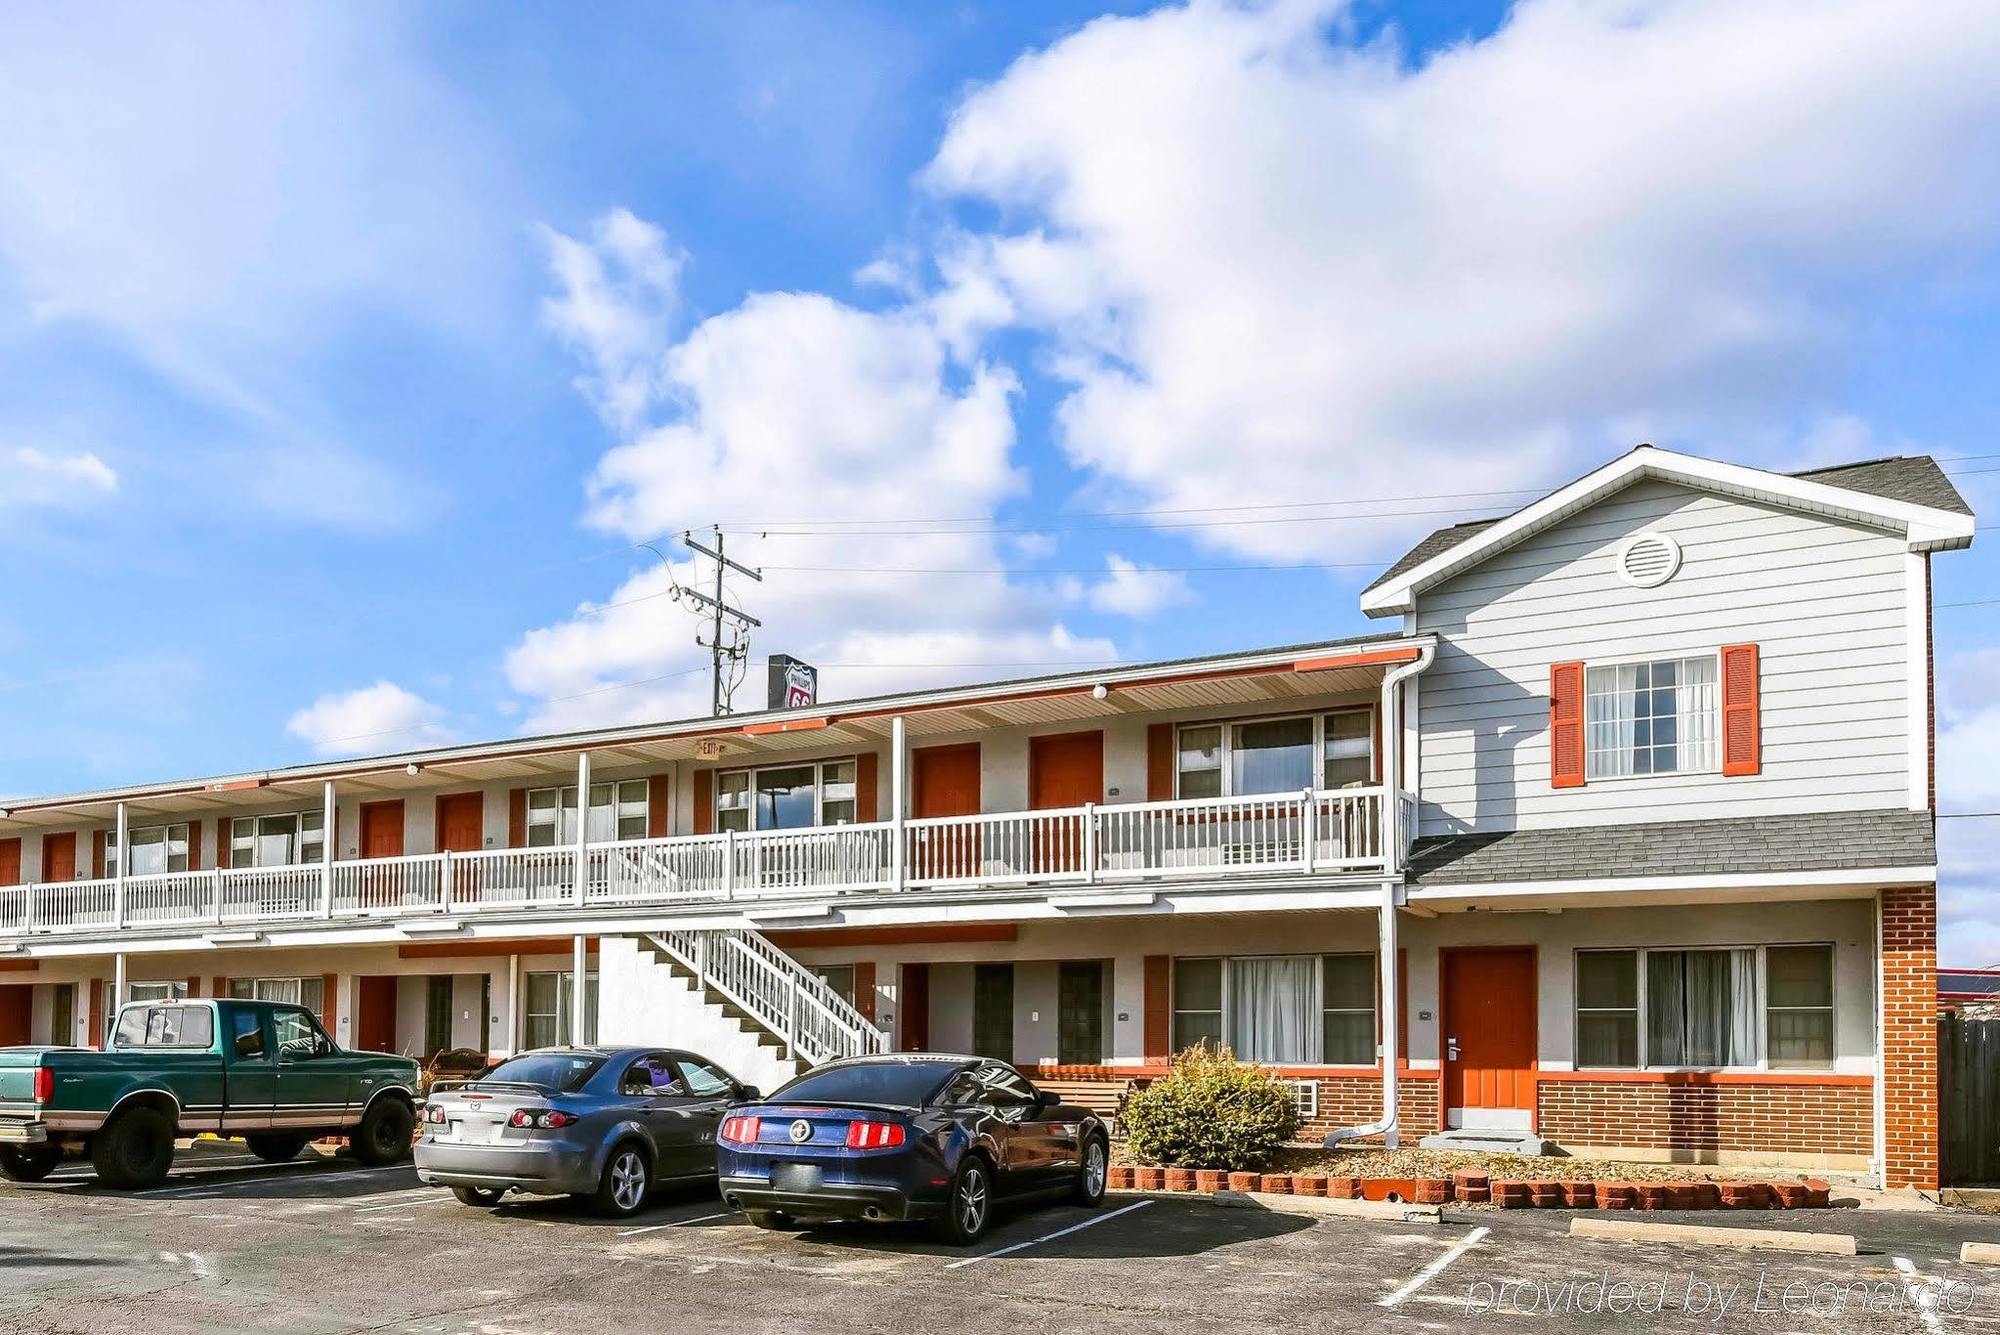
xmin=595 ymin=925 xmax=888 ymax=1094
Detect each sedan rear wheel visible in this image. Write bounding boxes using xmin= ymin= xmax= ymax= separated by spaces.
xmin=932 ymin=1157 xmax=992 ymax=1246
xmin=452 ymin=1185 xmax=505 ymax=1208
xmin=0 ymin=1146 xmax=61 ymax=1183
xmin=591 ymin=1143 xmax=650 ymax=1218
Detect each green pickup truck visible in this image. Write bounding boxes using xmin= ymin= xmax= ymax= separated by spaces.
xmin=0 ymin=997 xmax=422 ymax=1188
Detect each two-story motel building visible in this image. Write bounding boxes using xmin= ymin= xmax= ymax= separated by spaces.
xmin=0 ymin=447 xmax=1972 ymax=1189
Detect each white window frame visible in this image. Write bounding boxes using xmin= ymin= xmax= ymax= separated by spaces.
xmin=1582 ymin=650 xmax=1721 ymax=782
xmin=1571 ymin=943 xmax=1836 ymax=1073
xmin=128 ymin=980 xmax=190 ymax=1003
xmin=107 ymin=823 xmax=191 ymax=878
xmin=523 ymin=969 xmax=598 ymax=1049
xmin=226 ymin=975 xmax=326 ymax=1020
xmin=526 ymin=779 xmax=650 ymax=848
xmin=715 ymin=757 xmax=860 ymax=833
xmin=228 ymin=811 xmax=324 ymax=869
xmin=1174 ymin=708 xmax=1377 ymax=800
xmin=1171 ymin=954 xmax=1380 ymax=1067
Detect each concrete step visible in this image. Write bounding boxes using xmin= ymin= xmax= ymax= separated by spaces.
xmin=1417 ymin=1129 xmax=1557 ymax=1156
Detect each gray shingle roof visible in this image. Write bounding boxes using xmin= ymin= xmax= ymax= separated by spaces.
xmin=1364 ymin=453 xmax=1973 ymax=607
xmin=1406 ymin=809 xmax=1936 ymax=887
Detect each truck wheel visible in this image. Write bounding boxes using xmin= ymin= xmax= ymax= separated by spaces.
xmin=0 ymin=1146 xmax=61 ymax=1183
xmin=349 ymin=1098 xmax=416 ymax=1166
xmin=91 ymin=1107 xmax=176 ymax=1189
xmin=245 ymin=1134 xmax=311 ymax=1163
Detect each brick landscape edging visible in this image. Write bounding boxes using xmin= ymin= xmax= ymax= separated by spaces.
xmin=1113 ymin=1167 xmax=1832 ymax=1210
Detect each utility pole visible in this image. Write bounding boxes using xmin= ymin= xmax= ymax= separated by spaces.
xmin=679 ymin=527 xmax=762 ymax=715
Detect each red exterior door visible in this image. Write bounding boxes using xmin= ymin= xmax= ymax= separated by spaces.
xmin=355 ymin=976 xmax=398 ymax=1053
xmin=0 ymin=838 xmax=20 ymax=886
xmin=911 ymin=744 xmax=981 ymax=879
xmin=1029 ymin=731 xmax=1103 ymax=873
xmin=1442 ymin=947 xmax=1537 ymax=1127
xmin=360 ymin=801 xmax=405 ymax=859
xmin=434 ymin=794 xmax=483 ymax=852
xmin=0 ymin=987 xmax=29 ymax=1046
xmin=42 ymin=833 xmax=76 ymax=883
xmin=898 ymin=962 xmax=930 ymax=1051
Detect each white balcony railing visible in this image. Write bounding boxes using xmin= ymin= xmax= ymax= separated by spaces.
xmin=0 ymin=787 xmax=1402 ymax=940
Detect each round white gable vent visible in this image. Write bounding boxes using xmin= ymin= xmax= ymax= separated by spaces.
xmin=1617 ymin=532 xmax=1682 ymax=588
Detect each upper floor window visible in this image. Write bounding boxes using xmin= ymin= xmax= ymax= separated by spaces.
xmin=1176 ymin=709 xmax=1375 ymax=799
xmin=716 ymin=759 xmax=857 ymax=832
xmin=527 ymin=780 xmax=650 ymax=847
xmin=1584 ymin=655 xmax=1717 ymax=779
xmin=107 ymin=823 xmax=191 ymax=877
xmin=229 ymin=811 xmax=323 ymax=869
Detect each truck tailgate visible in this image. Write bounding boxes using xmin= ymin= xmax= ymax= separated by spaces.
xmin=0 ymin=1049 xmax=50 ymax=1106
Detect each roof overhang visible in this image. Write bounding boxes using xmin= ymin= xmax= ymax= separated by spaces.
xmin=1360 ymin=446 xmax=1977 ymax=618
xmin=0 ymin=636 xmax=1431 ymax=827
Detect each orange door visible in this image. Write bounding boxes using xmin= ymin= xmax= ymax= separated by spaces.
xmin=355 ymin=976 xmax=399 ymax=1053
xmin=911 ymin=744 xmax=980 ymax=879
xmin=42 ymin=833 xmax=76 ymax=883
xmin=360 ymin=801 xmax=405 ymax=859
xmin=1442 ymin=947 xmax=1537 ymax=1123
xmin=0 ymin=987 xmax=29 ymax=1046
xmin=1028 ymin=731 xmax=1103 ymax=873
xmin=0 ymin=838 xmax=19 ymax=886
xmin=898 ymin=963 xmax=930 ymax=1051
xmin=434 ymin=793 xmax=484 ymax=905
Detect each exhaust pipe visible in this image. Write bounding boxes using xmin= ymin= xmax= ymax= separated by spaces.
xmin=724 ymin=1194 xmax=741 ymax=1209
xmin=862 ymin=1206 xmax=885 ymax=1221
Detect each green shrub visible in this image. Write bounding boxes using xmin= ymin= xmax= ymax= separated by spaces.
xmin=1122 ymin=1042 xmax=1300 ymax=1171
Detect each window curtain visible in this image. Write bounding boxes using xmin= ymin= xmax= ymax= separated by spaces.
xmin=1646 ymin=949 xmax=1755 ymax=1067
xmin=1228 ymin=956 xmax=1315 ymax=1063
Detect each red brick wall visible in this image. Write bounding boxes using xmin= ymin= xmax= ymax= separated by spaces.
xmin=1882 ymin=883 xmax=1939 ymax=1189
xmin=1537 ymin=1077 xmax=1872 ymax=1157
xmin=1297 ymin=1074 xmax=1441 ymax=1143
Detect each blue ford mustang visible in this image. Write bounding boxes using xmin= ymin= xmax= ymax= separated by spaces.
xmin=716 ymin=1053 xmax=1109 ymax=1244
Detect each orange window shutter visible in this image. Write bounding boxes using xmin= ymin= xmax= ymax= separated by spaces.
xmin=88 ymin=980 xmax=104 ymax=1049
xmin=1146 ymin=724 xmax=1174 ymax=801
xmin=92 ymin=830 xmax=107 ymax=879
xmin=1720 ymin=643 xmax=1762 ymax=776
xmin=853 ymin=961 xmax=876 ymax=1022
xmin=186 ymin=975 xmax=201 ymax=998
xmin=320 ymin=973 xmax=338 ymax=1025
xmin=211 ymin=975 xmax=227 ymax=1003
xmin=1549 ymin=661 xmax=1586 ymax=789
xmin=692 ymin=770 xmax=714 ymax=835
xmin=855 ymin=753 xmax=879 ymax=824
xmin=508 ymin=789 xmax=528 ymax=849
xmin=1143 ymin=955 xmax=1171 ymax=1060
xmin=647 ymin=774 xmax=672 ymax=838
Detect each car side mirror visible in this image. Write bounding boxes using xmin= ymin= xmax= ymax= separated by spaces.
xmin=737 ymin=1084 xmax=762 ymax=1102
xmin=1035 ymin=1090 xmax=1061 ymax=1111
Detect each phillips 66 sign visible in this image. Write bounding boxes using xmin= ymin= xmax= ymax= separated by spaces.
xmin=767 ymin=654 xmax=819 ymax=711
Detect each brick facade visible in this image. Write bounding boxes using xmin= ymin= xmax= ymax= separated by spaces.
xmin=1296 ymin=1072 xmax=1442 ymax=1143
xmin=1882 ymin=883 xmax=1939 ymax=1189
xmin=1536 ymin=1076 xmax=1873 ymax=1159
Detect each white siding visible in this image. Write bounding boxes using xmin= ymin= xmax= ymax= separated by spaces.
xmin=1416 ymin=479 xmax=1914 ymax=834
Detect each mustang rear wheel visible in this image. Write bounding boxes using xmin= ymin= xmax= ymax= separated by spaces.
xmin=91 ymin=1106 xmax=176 ymax=1190
xmin=590 ymin=1143 xmax=651 ymax=1218
xmin=0 ymin=1145 xmax=61 ymax=1183
xmin=932 ymin=1157 xmax=992 ymax=1246
xmin=1072 ymin=1136 xmax=1108 ymax=1206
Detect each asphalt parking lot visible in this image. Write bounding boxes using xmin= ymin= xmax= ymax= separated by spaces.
xmin=7 ymin=1144 xmax=2000 ymax=1334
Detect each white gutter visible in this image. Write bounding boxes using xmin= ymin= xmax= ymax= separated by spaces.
xmin=1325 ymin=641 xmax=1435 ymax=1149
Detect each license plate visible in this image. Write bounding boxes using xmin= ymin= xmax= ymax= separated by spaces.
xmin=772 ymin=1163 xmax=822 ymax=1193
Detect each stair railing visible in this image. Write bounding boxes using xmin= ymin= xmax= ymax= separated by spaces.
xmin=648 ymin=925 xmax=889 ymax=1067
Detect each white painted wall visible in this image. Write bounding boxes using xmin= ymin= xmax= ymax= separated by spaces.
xmin=1414 ymin=479 xmax=1915 ymax=834
xmin=596 ymin=936 xmax=798 ymax=1092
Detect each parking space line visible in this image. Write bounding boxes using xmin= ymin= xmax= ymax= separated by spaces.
xmin=617 ymin=1210 xmax=734 ymax=1237
xmin=1376 ymin=1226 xmax=1489 ymax=1309
xmin=1893 ymin=1257 xmax=1947 ymax=1335
xmin=143 ymin=1164 xmax=411 ymax=1199
xmin=351 ymin=1196 xmax=454 ymax=1215
xmin=943 ymin=1200 xmax=1153 ymax=1270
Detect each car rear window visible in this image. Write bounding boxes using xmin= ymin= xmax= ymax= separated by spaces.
xmin=480 ymin=1053 xmax=604 ymax=1093
xmin=113 ymin=1005 xmax=214 ymax=1051
xmin=770 ymin=1061 xmax=961 ymax=1107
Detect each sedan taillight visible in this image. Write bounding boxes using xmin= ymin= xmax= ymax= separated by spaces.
xmin=32 ymin=1068 xmax=52 ymax=1104
xmin=423 ymin=1104 xmax=446 ymax=1124
xmin=845 ymin=1120 xmax=906 ymax=1150
xmin=719 ymin=1115 xmax=762 ymax=1144
xmin=508 ymin=1109 xmax=578 ymax=1129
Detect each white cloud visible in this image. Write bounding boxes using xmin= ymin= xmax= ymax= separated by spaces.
xmin=924 ymin=0 xmax=2000 ymax=561
xmin=2 ymin=447 xmax=117 ymax=508
xmin=506 ymin=214 xmax=1118 ymax=732
xmin=286 ymin=682 xmax=453 ymax=757
xmin=539 ymin=209 xmax=686 ymax=433
xmin=1087 ymin=555 xmax=1193 ymax=617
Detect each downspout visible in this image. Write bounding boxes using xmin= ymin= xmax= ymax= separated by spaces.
xmin=1324 ymin=640 xmax=1435 ymax=1149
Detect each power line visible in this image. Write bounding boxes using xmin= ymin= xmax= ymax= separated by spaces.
xmin=1940 ymin=812 xmax=2000 ymax=819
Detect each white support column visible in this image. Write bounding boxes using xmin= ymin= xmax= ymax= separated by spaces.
xmin=573 ymin=751 xmax=592 ymax=906
xmin=112 ymin=952 xmax=128 ymax=1023
xmin=570 ymin=934 xmax=588 ymax=1046
xmin=890 ymin=716 xmax=907 ymax=893
xmin=321 ymin=779 xmax=336 ymax=918
xmin=505 ymin=953 xmax=522 ymax=1057
xmin=113 ymin=801 xmax=128 ymax=929
xmin=1377 ymin=880 xmax=1401 ymax=1149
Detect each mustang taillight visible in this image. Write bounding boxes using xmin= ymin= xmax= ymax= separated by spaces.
xmin=719 ymin=1115 xmax=762 ymax=1144
xmin=508 ymin=1109 xmax=578 ymax=1129
xmin=32 ymin=1068 xmax=53 ymax=1104
xmin=845 ymin=1120 xmax=906 ymax=1150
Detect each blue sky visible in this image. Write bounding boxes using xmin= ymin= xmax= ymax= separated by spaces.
xmin=4 ymin=1 xmax=1999 ymax=956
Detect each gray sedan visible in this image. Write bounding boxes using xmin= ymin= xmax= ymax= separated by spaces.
xmin=414 ymin=1046 xmax=759 ymax=1218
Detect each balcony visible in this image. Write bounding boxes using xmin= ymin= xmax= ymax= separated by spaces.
xmin=0 ymin=786 xmax=1412 ymax=940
